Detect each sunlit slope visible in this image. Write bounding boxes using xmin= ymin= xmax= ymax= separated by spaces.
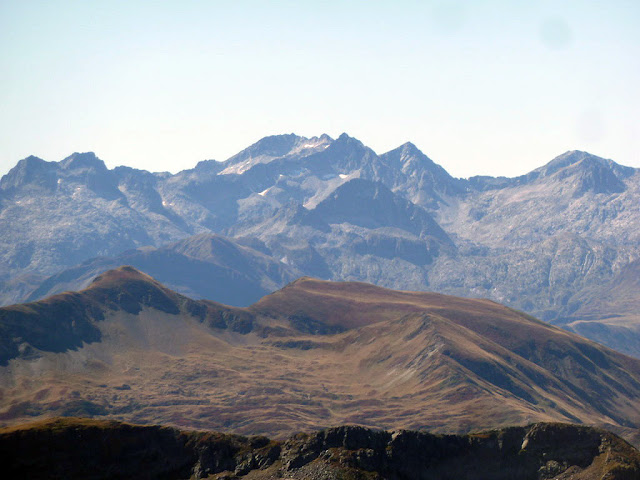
xmin=1 ymin=268 xmax=639 ymax=445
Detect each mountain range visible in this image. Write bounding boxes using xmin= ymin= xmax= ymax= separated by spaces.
xmin=0 ymin=133 xmax=638 ymax=358
xmin=1 ymin=267 xmax=640 ymax=448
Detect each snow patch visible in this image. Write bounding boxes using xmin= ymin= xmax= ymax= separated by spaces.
xmin=72 ymin=187 xmax=83 ymax=200
xmin=303 ymin=170 xmax=360 ymax=209
xmin=219 ymin=158 xmax=255 ymax=175
xmin=290 ymin=136 xmax=332 ymax=155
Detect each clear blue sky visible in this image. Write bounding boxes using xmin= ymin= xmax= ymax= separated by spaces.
xmin=1 ymin=1 xmax=638 ymax=178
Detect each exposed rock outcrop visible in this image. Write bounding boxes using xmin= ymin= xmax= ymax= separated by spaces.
xmin=2 ymin=419 xmax=639 ymax=480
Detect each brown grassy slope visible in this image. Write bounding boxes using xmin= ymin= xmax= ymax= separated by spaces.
xmin=250 ymin=276 xmax=516 ymax=329
xmin=1 ymin=269 xmax=640 ymax=446
xmin=252 ymin=277 xmax=640 ymax=417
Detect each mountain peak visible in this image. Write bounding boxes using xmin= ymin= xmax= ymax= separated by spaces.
xmin=312 ymin=178 xmax=453 ymax=245
xmin=322 ymin=133 xmax=370 ymax=158
xmin=534 ymin=150 xmax=631 ymax=177
xmin=399 ymin=141 xmax=419 ymax=152
xmin=379 ymin=142 xmax=465 ymax=201
xmin=229 ymin=133 xmax=305 ymax=160
xmin=193 ymin=159 xmax=220 ymax=171
xmin=22 ymin=155 xmax=46 ymax=164
xmin=84 ymin=266 xmax=183 ymax=315
xmin=60 ymin=152 xmax=107 ymax=172
xmin=384 ymin=141 xmax=431 ymax=163
xmin=335 ymin=132 xmax=363 ymax=145
xmin=523 ymin=150 xmax=635 ymax=195
xmin=88 ymin=265 xmax=155 ymax=288
xmin=218 ymin=133 xmax=313 ymax=175
xmin=0 ymin=155 xmax=56 ymax=191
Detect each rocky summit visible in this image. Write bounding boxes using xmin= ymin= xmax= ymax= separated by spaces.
xmin=2 ymin=418 xmax=639 ymax=480
xmin=1 ymin=134 xmax=638 ymax=357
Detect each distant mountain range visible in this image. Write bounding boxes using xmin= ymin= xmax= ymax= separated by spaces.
xmin=23 ymin=233 xmax=299 ymax=308
xmin=1 ymin=134 xmax=638 ymax=357
xmin=1 ymin=267 xmax=640 ymax=448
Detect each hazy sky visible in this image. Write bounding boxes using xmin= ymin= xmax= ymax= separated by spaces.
xmin=1 ymin=1 xmax=638 ymax=178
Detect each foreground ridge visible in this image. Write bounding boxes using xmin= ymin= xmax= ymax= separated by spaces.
xmin=2 ymin=268 xmax=640 ymax=447
xmin=2 ymin=418 xmax=639 ymax=480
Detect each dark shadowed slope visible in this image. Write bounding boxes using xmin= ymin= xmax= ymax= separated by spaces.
xmin=2 ymin=418 xmax=639 ymax=480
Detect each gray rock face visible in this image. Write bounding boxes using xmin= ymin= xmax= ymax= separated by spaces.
xmin=22 ymin=234 xmax=299 ymax=307
xmin=3 ymin=419 xmax=639 ymax=480
xmin=1 ymin=135 xmax=638 ymax=355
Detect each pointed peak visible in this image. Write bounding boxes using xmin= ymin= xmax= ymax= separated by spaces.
xmin=550 ymin=149 xmax=605 ymax=165
xmin=540 ymin=150 xmax=617 ymax=172
xmin=247 ymin=134 xmax=305 ymax=154
xmin=529 ymin=150 xmax=634 ymax=180
xmin=383 ymin=141 xmax=430 ymax=161
xmin=11 ymin=155 xmax=50 ymax=170
xmin=21 ymin=155 xmax=47 ymax=164
xmin=335 ymin=132 xmax=361 ymax=144
xmin=400 ymin=141 xmax=420 ymax=152
xmin=222 ymin=134 xmax=307 ymax=170
xmin=330 ymin=133 xmax=367 ymax=151
xmin=515 ymin=150 xmax=635 ymax=195
xmin=398 ymin=142 xmax=429 ymax=159
xmin=85 ymin=266 xmax=182 ymax=315
xmin=380 ymin=142 xmax=459 ymax=190
xmin=60 ymin=152 xmax=107 ymax=172
xmin=9 ymin=155 xmax=52 ymax=174
xmin=1 ymin=155 xmax=57 ymax=190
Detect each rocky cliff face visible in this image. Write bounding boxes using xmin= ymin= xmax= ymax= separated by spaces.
xmin=2 ymin=419 xmax=639 ymax=480
xmin=558 ymin=260 xmax=640 ymax=358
